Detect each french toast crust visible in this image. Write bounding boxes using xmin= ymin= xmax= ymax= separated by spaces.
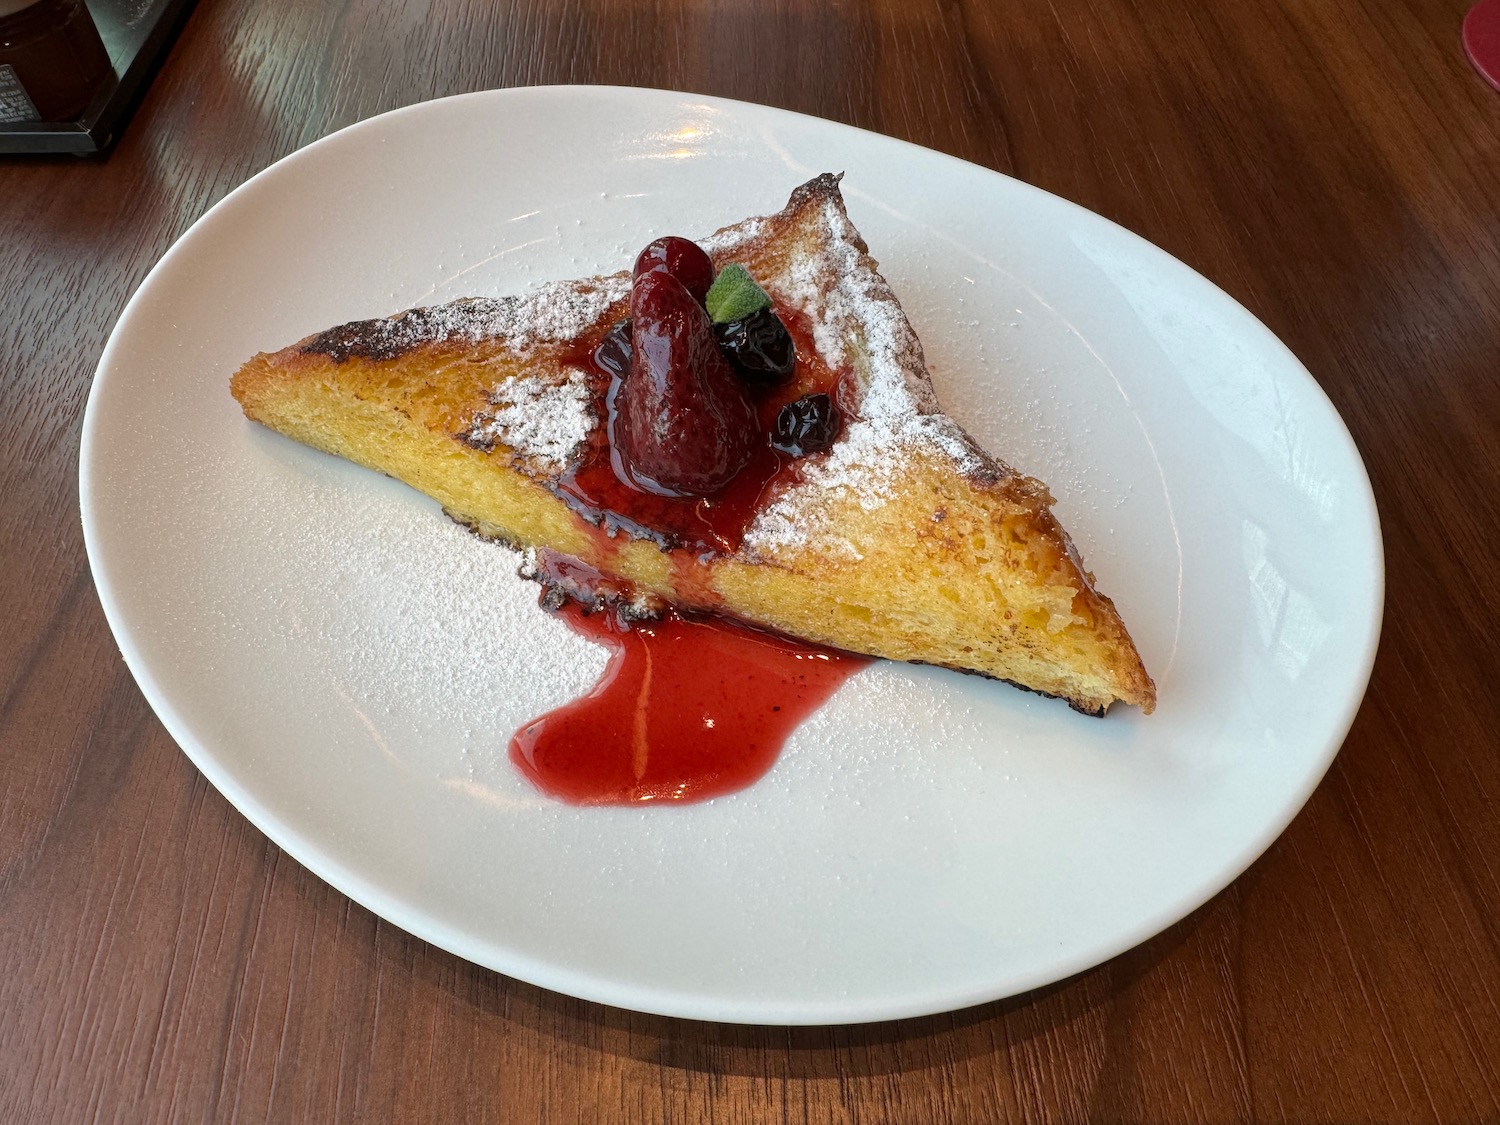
xmin=230 ymin=175 xmax=1157 ymax=714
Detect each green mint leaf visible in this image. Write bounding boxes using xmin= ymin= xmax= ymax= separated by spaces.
xmin=705 ymin=263 xmax=772 ymax=324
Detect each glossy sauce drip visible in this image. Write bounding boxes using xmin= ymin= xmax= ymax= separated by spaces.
xmin=548 ymin=307 xmax=846 ymax=556
xmin=510 ymin=599 xmax=868 ymax=805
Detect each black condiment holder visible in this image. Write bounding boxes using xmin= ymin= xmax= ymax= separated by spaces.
xmin=1 ymin=0 xmax=197 ymax=155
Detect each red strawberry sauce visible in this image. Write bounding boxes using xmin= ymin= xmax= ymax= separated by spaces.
xmin=509 ymin=599 xmax=867 ymax=804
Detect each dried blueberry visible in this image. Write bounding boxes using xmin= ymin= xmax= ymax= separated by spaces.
xmin=772 ymin=393 xmax=841 ymax=457
xmin=715 ymin=308 xmax=796 ymax=388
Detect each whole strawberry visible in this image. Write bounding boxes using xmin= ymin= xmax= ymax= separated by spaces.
xmin=608 ymin=269 xmax=758 ymax=497
xmin=632 ymin=236 xmax=716 ymax=305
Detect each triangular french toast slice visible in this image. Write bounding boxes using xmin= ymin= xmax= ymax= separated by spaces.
xmin=231 ymin=174 xmax=1155 ymax=715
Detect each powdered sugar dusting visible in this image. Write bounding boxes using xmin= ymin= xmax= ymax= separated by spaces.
xmin=306 ymin=275 xmax=627 ymax=363
xmin=467 ymin=367 xmax=594 ymax=471
xmin=699 ymin=215 xmax=769 ymax=255
xmin=229 ymin=463 xmax=606 ymax=782
xmin=496 ymin=275 xmax=628 ymax=351
xmin=739 ymin=194 xmax=994 ymax=557
xmin=434 ymin=181 xmax=999 ymax=559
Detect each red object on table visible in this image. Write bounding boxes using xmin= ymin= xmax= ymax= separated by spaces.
xmin=1464 ymin=0 xmax=1500 ymax=90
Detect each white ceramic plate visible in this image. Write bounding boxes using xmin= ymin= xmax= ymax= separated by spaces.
xmin=80 ymin=87 xmax=1382 ymax=1024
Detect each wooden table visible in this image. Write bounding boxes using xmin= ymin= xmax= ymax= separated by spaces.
xmin=4 ymin=0 xmax=1499 ymax=1119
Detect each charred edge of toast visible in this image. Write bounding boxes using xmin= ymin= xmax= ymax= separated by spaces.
xmin=299 ymin=298 xmax=500 ymax=364
xmin=784 ymin=172 xmax=849 ymax=232
xmin=445 ymin=508 xmax=527 ymax=552
xmin=446 ymin=511 xmax=668 ymax=622
xmin=909 ymin=660 xmax=1111 ymax=717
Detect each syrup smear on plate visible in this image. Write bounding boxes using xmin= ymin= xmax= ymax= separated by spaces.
xmin=510 ymin=600 xmax=868 ymax=804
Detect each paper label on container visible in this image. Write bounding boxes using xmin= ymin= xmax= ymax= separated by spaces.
xmin=0 ymin=64 xmax=41 ymax=124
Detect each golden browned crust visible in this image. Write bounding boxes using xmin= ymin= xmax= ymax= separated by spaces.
xmin=231 ymin=176 xmax=1155 ymax=714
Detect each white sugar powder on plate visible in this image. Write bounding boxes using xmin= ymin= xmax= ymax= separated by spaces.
xmin=245 ymin=469 xmax=606 ymax=770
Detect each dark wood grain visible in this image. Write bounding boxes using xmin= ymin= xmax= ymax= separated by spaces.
xmin=4 ymin=0 xmax=1499 ymax=1120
